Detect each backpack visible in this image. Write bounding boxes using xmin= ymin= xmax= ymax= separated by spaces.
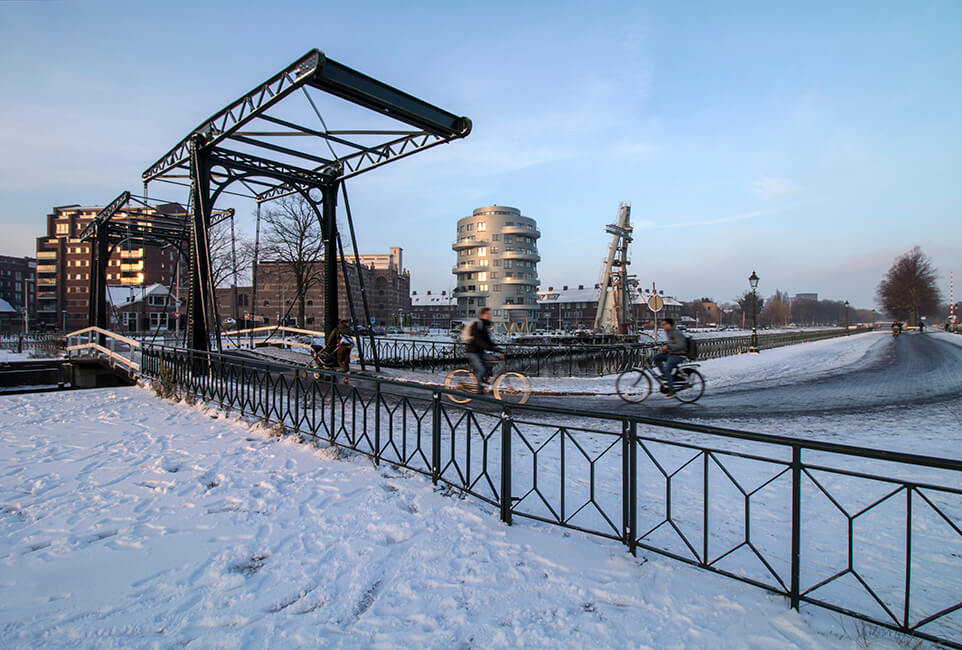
xmin=460 ymin=320 xmax=477 ymax=344
xmin=685 ymin=335 xmax=697 ymax=361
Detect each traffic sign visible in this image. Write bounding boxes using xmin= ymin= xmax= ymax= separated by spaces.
xmin=647 ymin=295 xmax=664 ymax=313
xmin=370 ymin=317 xmax=376 ymax=324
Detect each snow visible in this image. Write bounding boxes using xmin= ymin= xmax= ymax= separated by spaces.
xmin=0 ymin=387 xmax=914 ymax=648
xmin=0 ymin=349 xmax=62 ymax=362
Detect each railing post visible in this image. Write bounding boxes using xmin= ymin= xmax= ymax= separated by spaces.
xmin=628 ymin=421 xmax=637 ymax=555
xmin=431 ymin=392 xmax=441 ymax=485
xmin=374 ymin=382 xmax=382 ymax=465
xmin=622 ymin=419 xmax=630 ymax=548
xmin=500 ymin=408 xmax=513 ymax=525
xmin=790 ymin=445 xmax=802 ymax=609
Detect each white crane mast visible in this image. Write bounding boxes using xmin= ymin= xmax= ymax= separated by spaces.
xmin=593 ymin=203 xmax=633 ymax=332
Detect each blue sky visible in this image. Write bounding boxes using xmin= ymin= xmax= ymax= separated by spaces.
xmin=1 ymin=0 xmax=959 ymax=309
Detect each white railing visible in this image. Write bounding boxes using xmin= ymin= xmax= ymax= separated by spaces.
xmin=65 ymin=327 xmax=141 ymax=372
xmin=221 ymin=325 xmax=326 ymax=352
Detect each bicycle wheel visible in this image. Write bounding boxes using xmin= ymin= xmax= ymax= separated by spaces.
xmin=444 ymin=369 xmax=477 ymax=404
xmin=493 ymin=371 xmax=531 ymax=404
xmin=674 ymin=368 xmax=705 ymax=403
xmin=616 ymin=368 xmax=652 ymax=403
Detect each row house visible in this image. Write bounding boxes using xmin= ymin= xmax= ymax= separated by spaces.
xmin=537 ymin=285 xmax=683 ymax=331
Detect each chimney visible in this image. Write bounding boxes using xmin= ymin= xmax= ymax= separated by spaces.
xmin=563 ymin=285 xmax=568 ymax=291
xmin=548 ymin=286 xmax=553 ymax=291
xmin=426 ymin=290 xmax=431 ymax=295
xmin=412 ymin=290 xmax=417 ymax=295
xmin=441 ymin=290 xmax=446 ymax=295
xmin=594 ymin=283 xmax=600 ymax=289
xmin=578 ymin=284 xmax=584 ymax=290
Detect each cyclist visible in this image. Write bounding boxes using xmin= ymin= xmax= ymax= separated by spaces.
xmin=652 ymin=318 xmax=687 ymax=398
xmin=463 ymin=307 xmax=500 ymax=387
xmin=323 ymin=319 xmax=354 ymax=382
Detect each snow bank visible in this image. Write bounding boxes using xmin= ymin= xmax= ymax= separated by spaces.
xmin=0 ymin=387 xmax=876 ymax=648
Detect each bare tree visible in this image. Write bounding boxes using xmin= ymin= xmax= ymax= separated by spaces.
xmin=209 ymin=218 xmax=254 ymax=289
xmin=876 ymin=246 xmax=941 ymax=323
xmin=760 ymin=290 xmax=791 ymax=327
xmin=260 ymin=195 xmax=324 ymax=328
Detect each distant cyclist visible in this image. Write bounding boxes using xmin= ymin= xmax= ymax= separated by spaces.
xmin=652 ymin=318 xmax=687 ymax=398
xmin=463 ymin=307 xmax=500 ymax=387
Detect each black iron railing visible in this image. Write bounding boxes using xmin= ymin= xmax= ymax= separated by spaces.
xmin=139 ymin=345 xmax=961 ymax=648
xmin=0 ymin=334 xmax=66 ymax=356
xmin=358 ymin=327 xmax=872 ymax=375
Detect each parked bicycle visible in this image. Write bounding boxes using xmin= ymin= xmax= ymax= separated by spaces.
xmin=444 ymin=351 xmax=531 ymax=404
xmin=615 ymin=358 xmax=706 ymax=404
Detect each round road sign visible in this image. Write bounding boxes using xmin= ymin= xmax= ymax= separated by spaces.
xmin=647 ymin=295 xmax=664 ymax=313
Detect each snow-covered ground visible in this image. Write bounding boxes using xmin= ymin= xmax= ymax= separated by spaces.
xmin=0 ymin=387 xmax=926 ymax=648
xmin=0 ymin=349 xmax=62 ymax=362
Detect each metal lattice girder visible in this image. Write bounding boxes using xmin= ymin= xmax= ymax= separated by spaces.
xmin=79 ymin=190 xmax=232 ymax=249
xmin=141 ymin=49 xmax=471 ymax=192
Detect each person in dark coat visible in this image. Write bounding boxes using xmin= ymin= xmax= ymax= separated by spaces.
xmin=465 ymin=308 xmax=500 ymax=385
xmin=324 ymin=319 xmax=354 ymax=378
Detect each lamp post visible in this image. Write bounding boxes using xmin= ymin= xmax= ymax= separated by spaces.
xmin=748 ymin=271 xmax=759 ymax=352
xmin=844 ymin=300 xmax=850 ymax=329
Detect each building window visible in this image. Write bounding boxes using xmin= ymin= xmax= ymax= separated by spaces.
xmin=479 ymin=284 xmax=488 ymax=291
xmin=478 ymin=259 xmax=489 ymax=267
xmin=478 ymin=272 xmax=487 ymax=281
xmin=492 ymin=234 xmax=500 ymax=241
xmin=477 ymin=222 xmax=486 ymax=232
xmin=56 ymin=223 xmax=69 ymax=235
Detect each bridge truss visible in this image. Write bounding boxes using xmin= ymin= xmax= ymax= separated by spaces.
xmin=135 ymin=49 xmax=471 ymax=352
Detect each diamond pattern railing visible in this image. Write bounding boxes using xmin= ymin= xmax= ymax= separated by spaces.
xmin=139 ymin=345 xmax=962 ymax=649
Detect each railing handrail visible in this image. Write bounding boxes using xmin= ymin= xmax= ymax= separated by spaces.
xmin=67 ymin=342 xmax=140 ymax=371
xmin=66 ymin=326 xmax=142 ymax=349
xmin=143 ymin=343 xmax=962 ymax=471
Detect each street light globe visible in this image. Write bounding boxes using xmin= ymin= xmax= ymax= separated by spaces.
xmin=749 ymin=271 xmax=759 ymax=290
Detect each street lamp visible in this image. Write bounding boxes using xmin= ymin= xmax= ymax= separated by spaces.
xmin=844 ymin=300 xmax=850 ymax=329
xmin=748 ymin=271 xmax=759 ymax=352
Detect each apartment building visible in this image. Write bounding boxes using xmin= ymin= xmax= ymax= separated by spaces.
xmin=453 ymin=206 xmax=540 ymax=328
xmin=216 ymin=249 xmax=411 ymax=329
xmin=0 ymin=255 xmax=36 ymax=332
xmin=35 ymin=205 xmax=179 ymax=330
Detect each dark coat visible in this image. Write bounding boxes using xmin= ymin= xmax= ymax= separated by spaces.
xmin=466 ymin=318 xmax=498 ymax=354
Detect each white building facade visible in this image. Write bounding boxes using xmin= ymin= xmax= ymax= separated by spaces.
xmin=452 ymin=206 xmax=540 ymax=328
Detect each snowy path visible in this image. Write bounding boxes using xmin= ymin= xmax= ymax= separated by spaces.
xmin=0 ymin=387 xmax=902 ymax=649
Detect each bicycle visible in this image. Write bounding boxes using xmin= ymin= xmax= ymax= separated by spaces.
xmin=444 ymin=351 xmax=532 ymax=404
xmin=615 ymin=358 xmax=705 ymax=404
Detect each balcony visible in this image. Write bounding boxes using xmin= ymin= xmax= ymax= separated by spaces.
xmin=451 ymin=263 xmax=490 ymax=274
xmin=501 ymin=276 xmax=539 ymax=285
xmin=452 ymin=238 xmax=489 ymax=251
xmin=501 ymin=225 xmax=541 ymax=237
xmin=37 ymin=278 xmax=57 ymax=286
xmin=500 ymin=249 xmax=540 ymax=262
xmin=501 ymin=303 xmax=536 ymax=310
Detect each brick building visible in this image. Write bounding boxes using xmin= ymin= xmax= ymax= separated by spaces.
xmin=410 ymin=290 xmax=458 ymax=330
xmin=216 ymin=249 xmax=410 ymax=330
xmin=537 ymin=285 xmax=682 ymax=331
xmin=0 ymin=255 xmax=36 ymax=332
xmin=35 ymin=205 xmax=180 ymax=330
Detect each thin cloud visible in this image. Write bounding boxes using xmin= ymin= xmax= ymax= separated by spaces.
xmin=752 ymin=177 xmax=801 ymax=201
xmin=653 ymin=205 xmax=793 ymax=229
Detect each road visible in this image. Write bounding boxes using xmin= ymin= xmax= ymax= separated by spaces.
xmin=552 ymin=332 xmax=962 ymax=420
xmin=219 ymin=332 xmax=962 ymax=424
